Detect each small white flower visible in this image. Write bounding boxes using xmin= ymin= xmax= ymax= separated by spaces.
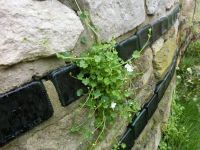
xmin=125 ymin=64 xmax=134 ymax=72
xmin=177 ymin=75 xmax=181 ymax=79
xmin=193 ymin=97 xmax=197 ymax=102
xmin=187 ymin=68 xmax=192 ymax=74
xmin=110 ymin=102 xmax=116 ymax=110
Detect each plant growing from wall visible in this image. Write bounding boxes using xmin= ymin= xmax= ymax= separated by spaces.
xmin=56 ymin=0 xmax=152 ymax=148
xmin=57 ymin=41 xmax=141 ymax=149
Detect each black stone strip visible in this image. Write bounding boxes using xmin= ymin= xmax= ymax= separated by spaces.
xmin=144 ymin=94 xmax=159 ymax=120
xmin=136 ymin=24 xmax=152 ymax=50
xmin=116 ymin=35 xmax=139 ymax=61
xmin=0 ymin=81 xmax=53 ymax=146
xmin=118 ymin=128 xmax=135 ymax=150
xmin=118 ymin=48 xmax=179 ymax=150
xmin=168 ymin=13 xmax=174 ymax=29
xmin=116 ymin=4 xmax=180 ymax=61
xmin=154 ymin=53 xmax=177 ymax=100
xmin=48 ymin=64 xmax=87 ymax=106
xmin=151 ymin=19 xmax=163 ymax=43
xmin=173 ymin=4 xmax=180 ymax=21
xmin=129 ymin=109 xmax=148 ymax=139
xmin=160 ymin=17 xmax=169 ymax=34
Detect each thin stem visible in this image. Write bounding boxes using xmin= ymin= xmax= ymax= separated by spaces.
xmin=58 ymin=55 xmax=94 ymax=60
xmin=79 ymin=89 xmax=93 ymax=110
xmin=74 ymin=0 xmax=82 ymax=12
xmin=85 ymin=21 xmax=99 ymax=37
xmin=90 ymin=111 xmax=106 ymax=150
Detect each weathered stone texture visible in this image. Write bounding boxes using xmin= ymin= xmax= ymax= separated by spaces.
xmin=0 ymin=57 xmax=65 ymax=93
xmin=1 ymin=81 xmax=88 ymax=150
xmin=146 ymin=0 xmax=161 ymax=15
xmin=151 ymin=38 xmax=165 ymax=56
xmin=66 ymin=0 xmax=146 ymax=41
xmin=132 ymin=76 xmax=176 ymax=150
xmin=133 ymin=48 xmax=156 ymax=105
xmin=0 ymin=0 xmax=84 ymax=67
xmin=165 ymin=0 xmax=176 ymax=9
xmin=153 ymin=37 xmax=177 ymax=79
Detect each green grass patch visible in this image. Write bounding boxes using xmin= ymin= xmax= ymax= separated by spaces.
xmin=159 ymin=39 xmax=200 ymax=150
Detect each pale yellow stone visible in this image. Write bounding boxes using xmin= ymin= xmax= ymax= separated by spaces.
xmin=153 ymin=37 xmax=177 ymax=79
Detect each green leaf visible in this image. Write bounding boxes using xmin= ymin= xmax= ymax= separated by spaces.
xmin=82 ymin=78 xmax=90 ymax=85
xmin=77 ymin=73 xmax=84 ymax=80
xmin=94 ymin=90 xmax=101 ymax=99
xmin=79 ymin=60 xmax=88 ymax=68
xmin=76 ymin=89 xmax=83 ymax=96
xmin=104 ymin=78 xmax=110 ymax=85
xmin=121 ymin=143 xmax=126 ymax=149
xmin=80 ymin=36 xmax=87 ymax=45
xmin=79 ymin=11 xmax=88 ymax=20
xmin=132 ymin=51 xmax=140 ymax=59
xmin=94 ymin=55 xmax=101 ymax=63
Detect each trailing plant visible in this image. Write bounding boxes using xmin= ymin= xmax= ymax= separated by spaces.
xmin=57 ymin=41 xmax=141 ymax=148
xmin=74 ymin=0 xmax=99 ymax=38
xmin=56 ymin=1 xmax=153 ymax=148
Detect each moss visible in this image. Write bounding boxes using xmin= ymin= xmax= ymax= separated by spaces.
xmin=153 ymin=38 xmax=177 ymax=79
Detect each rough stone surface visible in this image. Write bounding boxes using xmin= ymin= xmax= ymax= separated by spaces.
xmin=165 ymin=0 xmax=176 ymax=9
xmin=67 ymin=0 xmax=146 ymax=41
xmin=153 ymin=37 xmax=177 ymax=79
xmin=1 ymin=81 xmax=88 ymax=150
xmin=133 ymin=48 xmax=156 ymax=105
xmin=0 ymin=0 xmax=185 ymax=149
xmin=146 ymin=0 xmax=161 ymax=15
xmin=1 ymin=113 xmax=86 ymax=150
xmin=151 ymin=38 xmax=165 ymax=56
xmin=1 ymin=80 xmax=129 ymax=150
xmin=0 ymin=57 xmax=65 ymax=93
xmin=0 ymin=0 xmax=84 ymax=67
xmin=132 ymin=76 xmax=176 ymax=150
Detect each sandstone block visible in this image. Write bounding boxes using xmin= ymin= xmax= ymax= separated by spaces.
xmin=0 ymin=0 xmax=84 ymax=67
xmin=146 ymin=0 xmax=161 ymax=15
xmin=0 ymin=57 xmax=65 ymax=93
xmin=153 ymin=37 xmax=177 ymax=79
xmin=165 ymin=0 xmax=176 ymax=9
xmin=64 ymin=0 xmax=146 ymax=41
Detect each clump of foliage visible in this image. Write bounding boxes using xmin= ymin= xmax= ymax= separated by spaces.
xmin=56 ymin=1 xmax=153 ymax=148
xmin=57 ymin=41 xmax=140 ymax=148
xmin=158 ymin=96 xmax=189 ymax=150
xmin=175 ymin=39 xmax=200 ymax=149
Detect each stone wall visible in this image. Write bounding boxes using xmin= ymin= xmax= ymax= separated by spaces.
xmin=0 ymin=0 xmax=193 ymax=150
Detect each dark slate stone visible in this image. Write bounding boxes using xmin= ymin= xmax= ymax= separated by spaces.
xmin=116 ymin=35 xmax=139 ymax=61
xmin=172 ymin=11 xmax=176 ymax=24
xmin=129 ymin=109 xmax=148 ymax=139
xmin=168 ymin=14 xmax=173 ymax=29
xmin=155 ymin=79 xmax=166 ymax=101
xmin=48 ymin=64 xmax=87 ymax=106
xmin=118 ymin=128 xmax=135 ymax=150
xmin=173 ymin=4 xmax=180 ymax=21
xmin=136 ymin=25 xmax=152 ymax=50
xmin=151 ymin=19 xmax=163 ymax=42
xmin=170 ymin=54 xmax=177 ymax=78
xmin=163 ymin=71 xmax=172 ymax=92
xmin=144 ymin=94 xmax=159 ymax=120
xmin=160 ymin=17 xmax=169 ymax=34
xmin=0 ymin=81 xmax=53 ymax=146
